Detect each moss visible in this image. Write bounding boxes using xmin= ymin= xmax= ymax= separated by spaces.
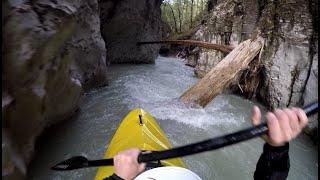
xmin=26 ymin=17 xmax=77 ymax=69
xmin=3 ymin=15 xmax=78 ymax=163
xmin=266 ymin=19 xmax=274 ymax=33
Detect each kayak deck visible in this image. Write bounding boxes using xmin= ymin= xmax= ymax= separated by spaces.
xmin=94 ymin=109 xmax=187 ymax=180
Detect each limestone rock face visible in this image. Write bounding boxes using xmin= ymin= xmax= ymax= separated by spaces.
xmin=2 ymin=0 xmax=107 ymax=178
xmin=303 ymin=39 xmax=318 ymax=137
xmin=67 ymin=0 xmax=108 ymax=91
xmin=258 ymin=0 xmax=315 ymax=109
xmin=190 ymin=0 xmax=318 ymax=137
xmin=192 ymin=0 xmax=259 ymax=77
xmin=191 ymin=0 xmax=318 ymax=108
xmin=99 ymin=0 xmax=162 ymax=64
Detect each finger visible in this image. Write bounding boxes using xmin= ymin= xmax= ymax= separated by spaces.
xmin=123 ymin=148 xmax=140 ymax=156
xmin=142 ymin=150 xmax=152 ymax=154
xmin=284 ymin=108 xmax=299 ymax=137
xmin=251 ymin=106 xmax=261 ymax=126
xmin=129 ymin=148 xmax=142 ymax=163
xmin=265 ymin=112 xmax=283 ymax=146
xmin=274 ymin=109 xmax=292 ymax=142
xmin=113 ymin=155 xmax=118 ymax=164
xmin=250 ymin=106 xmax=268 ymax=141
xmin=293 ymin=108 xmax=308 ymax=128
xmin=260 ymin=134 xmax=269 ymax=143
xmin=114 ymin=150 xmax=124 ymax=160
xmin=138 ymin=163 xmax=146 ymax=173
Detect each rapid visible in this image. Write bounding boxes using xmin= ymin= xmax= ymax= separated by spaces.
xmin=27 ymin=56 xmax=318 ymax=180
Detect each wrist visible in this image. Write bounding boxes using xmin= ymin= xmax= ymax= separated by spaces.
xmin=264 ymin=142 xmax=289 ymax=151
xmin=262 ymin=143 xmax=290 ymax=171
xmin=110 ymin=173 xmax=124 ymax=180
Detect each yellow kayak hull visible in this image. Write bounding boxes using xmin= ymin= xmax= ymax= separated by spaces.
xmin=94 ymin=109 xmax=187 ymax=180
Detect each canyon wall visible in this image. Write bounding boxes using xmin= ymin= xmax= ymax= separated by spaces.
xmin=99 ymin=0 xmax=162 ymax=64
xmin=189 ymin=0 xmax=318 ymax=136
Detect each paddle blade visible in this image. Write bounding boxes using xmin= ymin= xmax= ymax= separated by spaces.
xmin=51 ymin=156 xmax=88 ymax=171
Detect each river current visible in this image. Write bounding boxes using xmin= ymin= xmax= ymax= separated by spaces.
xmin=27 ymin=56 xmax=318 ymax=180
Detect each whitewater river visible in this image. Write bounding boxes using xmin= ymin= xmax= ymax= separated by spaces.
xmin=27 ymin=56 xmax=318 ymax=180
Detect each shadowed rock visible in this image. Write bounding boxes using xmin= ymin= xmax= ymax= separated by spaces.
xmin=99 ymin=0 xmax=162 ymax=64
xmin=2 ymin=0 xmax=107 ymax=178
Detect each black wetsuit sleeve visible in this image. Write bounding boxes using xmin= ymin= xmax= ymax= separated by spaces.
xmin=254 ymin=143 xmax=290 ymax=180
xmin=103 ymin=173 xmax=124 ymax=180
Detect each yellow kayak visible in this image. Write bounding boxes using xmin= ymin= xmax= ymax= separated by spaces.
xmin=94 ymin=108 xmax=187 ymax=180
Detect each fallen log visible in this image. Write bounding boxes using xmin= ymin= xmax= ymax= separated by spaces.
xmin=178 ymin=36 xmax=265 ymax=107
xmin=137 ymin=40 xmax=234 ymax=54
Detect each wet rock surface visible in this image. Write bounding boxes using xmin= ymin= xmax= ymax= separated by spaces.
xmin=190 ymin=0 xmax=318 ymax=137
xmin=2 ymin=0 xmax=317 ymax=179
xmin=2 ymin=0 xmax=107 ymax=178
xmin=2 ymin=0 xmax=164 ymax=178
xmin=191 ymin=0 xmax=259 ymax=77
xmin=191 ymin=0 xmax=318 ymax=108
xmin=99 ymin=0 xmax=162 ymax=64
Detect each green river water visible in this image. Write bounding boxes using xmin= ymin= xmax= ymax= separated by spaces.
xmin=27 ymin=56 xmax=318 ymax=180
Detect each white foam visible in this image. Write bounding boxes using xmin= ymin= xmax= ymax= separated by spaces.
xmin=120 ymin=57 xmax=246 ymax=129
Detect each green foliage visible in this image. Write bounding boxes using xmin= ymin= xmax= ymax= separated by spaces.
xmin=161 ymin=0 xmax=209 ymax=37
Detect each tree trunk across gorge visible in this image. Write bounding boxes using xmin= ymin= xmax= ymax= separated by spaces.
xmin=179 ymin=36 xmax=265 ymax=107
xmin=137 ymin=40 xmax=233 ymax=53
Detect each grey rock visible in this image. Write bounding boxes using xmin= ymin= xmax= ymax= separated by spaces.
xmin=258 ymin=0 xmax=314 ymax=108
xmin=191 ymin=0 xmax=318 ymax=137
xmin=191 ymin=0 xmax=252 ymax=77
xmin=67 ymin=0 xmax=108 ymax=91
xmin=303 ymin=39 xmax=318 ymax=135
xmin=2 ymin=0 xmax=107 ymax=178
xmin=99 ymin=0 xmax=162 ymax=64
xmin=192 ymin=0 xmax=317 ymax=106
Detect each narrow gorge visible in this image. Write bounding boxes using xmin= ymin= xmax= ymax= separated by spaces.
xmin=2 ymin=0 xmax=318 ymax=179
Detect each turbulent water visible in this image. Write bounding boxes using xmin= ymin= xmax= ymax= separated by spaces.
xmin=27 ymin=56 xmax=318 ymax=180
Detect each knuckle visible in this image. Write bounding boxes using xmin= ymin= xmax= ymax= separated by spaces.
xmin=125 ymin=157 xmax=133 ymax=163
xmin=266 ymin=112 xmax=275 ymax=121
xmin=292 ymin=133 xmax=298 ymax=139
xmin=272 ymin=138 xmax=282 ymax=145
xmin=275 ymin=109 xmax=288 ymax=120
xmin=296 ymin=127 xmax=302 ymax=134
xmin=273 ymin=108 xmax=281 ymax=114
xmin=283 ymin=108 xmax=292 ymax=114
xmin=283 ymin=133 xmax=292 ymax=142
xmin=283 ymin=136 xmax=290 ymax=142
xmin=302 ymin=117 xmax=308 ymax=125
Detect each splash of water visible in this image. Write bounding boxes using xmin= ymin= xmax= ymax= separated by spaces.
xmin=26 ymin=56 xmax=318 ymax=180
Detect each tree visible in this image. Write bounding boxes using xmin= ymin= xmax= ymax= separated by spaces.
xmin=160 ymin=0 xmax=209 ymax=36
xmin=200 ymin=0 xmax=204 ymax=18
xmin=190 ymin=0 xmax=194 ymax=28
xmin=162 ymin=0 xmax=179 ymax=33
xmin=177 ymin=1 xmax=183 ymax=33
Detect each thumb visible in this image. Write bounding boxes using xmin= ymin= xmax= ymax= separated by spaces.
xmin=252 ymin=106 xmax=269 ymax=143
xmin=251 ymin=106 xmax=261 ymax=126
xmin=138 ymin=163 xmax=146 ymax=173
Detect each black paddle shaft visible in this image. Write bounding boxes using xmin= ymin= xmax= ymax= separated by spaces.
xmin=51 ymin=101 xmax=318 ymax=171
xmin=138 ymin=101 xmax=318 ymax=163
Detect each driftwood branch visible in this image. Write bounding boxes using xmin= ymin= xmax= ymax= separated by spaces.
xmin=137 ymin=40 xmax=234 ymax=54
xmin=178 ymin=36 xmax=265 ymax=107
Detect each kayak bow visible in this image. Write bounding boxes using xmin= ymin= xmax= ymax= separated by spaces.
xmin=94 ymin=108 xmax=187 ymax=180
xmin=51 ymin=101 xmax=318 ymax=177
